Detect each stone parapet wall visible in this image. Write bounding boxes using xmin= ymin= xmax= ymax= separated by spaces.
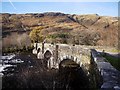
xmin=91 ymin=49 xmax=120 ymax=89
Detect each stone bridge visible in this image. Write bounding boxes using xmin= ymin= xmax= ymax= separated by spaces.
xmin=32 ymin=43 xmax=120 ymax=89
xmin=32 ymin=43 xmax=91 ymax=69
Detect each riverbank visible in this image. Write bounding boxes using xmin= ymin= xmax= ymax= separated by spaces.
xmin=103 ymin=53 xmax=120 ymax=71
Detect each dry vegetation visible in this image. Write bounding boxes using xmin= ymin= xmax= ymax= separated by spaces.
xmin=1 ymin=12 xmax=119 ymax=50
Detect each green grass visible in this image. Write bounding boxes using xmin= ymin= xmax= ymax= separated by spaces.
xmin=104 ymin=55 xmax=120 ymax=71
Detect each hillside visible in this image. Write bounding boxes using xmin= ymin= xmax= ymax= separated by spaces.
xmin=1 ymin=12 xmax=118 ymax=48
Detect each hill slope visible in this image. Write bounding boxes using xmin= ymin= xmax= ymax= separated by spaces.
xmin=1 ymin=12 xmax=118 ymax=47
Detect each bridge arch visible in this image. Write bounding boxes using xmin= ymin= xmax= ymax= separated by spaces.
xmin=44 ymin=48 xmax=53 ymax=54
xmin=44 ymin=50 xmax=52 ymax=60
xmin=59 ymin=58 xmax=80 ymax=69
xmin=44 ymin=48 xmax=53 ymax=57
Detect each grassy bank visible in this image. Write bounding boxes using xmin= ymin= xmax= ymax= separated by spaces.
xmin=104 ymin=55 xmax=120 ymax=71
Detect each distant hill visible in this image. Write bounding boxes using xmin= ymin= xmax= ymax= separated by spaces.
xmin=0 ymin=12 xmax=118 ymax=47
